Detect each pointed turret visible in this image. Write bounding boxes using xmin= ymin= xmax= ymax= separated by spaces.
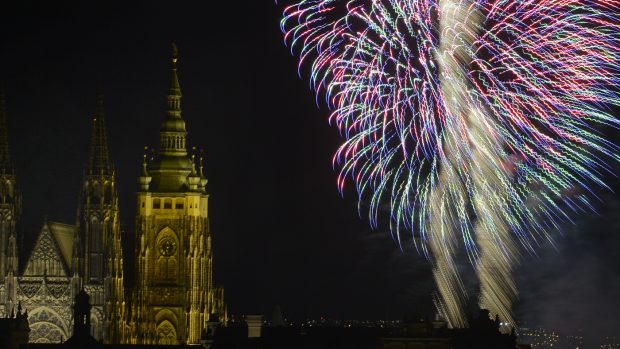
xmin=199 ymin=151 xmax=208 ymax=192
xmin=187 ymin=154 xmax=200 ymax=191
xmin=147 ymin=44 xmax=193 ymax=192
xmin=167 ymin=43 xmax=182 ymax=118
xmin=0 ymin=89 xmax=14 ymax=174
xmin=0 ymin=88 xmax=20 ymax=316
xmin=79 ymin=94 xmax=125 ymax=343
xmin=138 ymin=148 xmax=152 ymax=192
xmin=87 ymin=94 xmax=112 ymax=176
xmin=161 ymin=42 xmax=187 ymax=154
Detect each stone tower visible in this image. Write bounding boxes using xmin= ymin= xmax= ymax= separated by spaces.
xmin=78 ymin=95 xmax=125 ymax=342
xmin=0 ymin=89 xmax=20 ymax=317
xmin=130 ymin=44 xmax=224 ymax=345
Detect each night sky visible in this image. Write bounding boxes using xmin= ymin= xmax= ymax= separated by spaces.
xmin=0 ymin=1 xmax=618 ymax=344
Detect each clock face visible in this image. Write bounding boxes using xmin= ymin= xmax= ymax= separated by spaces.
xmin=159 ymin=238 xmax=177 ymax=257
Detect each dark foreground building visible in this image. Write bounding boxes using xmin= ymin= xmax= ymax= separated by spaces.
xmin=2 ymin=293 xmax=528 ymax=349
xmin=0 ymin=304 xmax=29 ymax=349
xmin=206 ymin=309 xmax=520 ymax=349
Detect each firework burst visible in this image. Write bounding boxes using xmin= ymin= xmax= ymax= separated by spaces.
xmin=281 ymin=0 xmax=620 ymax=326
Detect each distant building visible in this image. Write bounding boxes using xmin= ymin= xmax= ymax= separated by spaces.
xmin=269 ymin=306 xmax=285 ymax=327
xmin=518 ymin=326 xmax=561 ymax=348
xmin=379 ymin=309 xmax=517 ymax=349
xmin=564 ymin=333 xmax=584 ymax=348
xmin=0 ymin=45 xmax=226 ymax=345
xmin=601 ymin=336 xmax=619 ymax=349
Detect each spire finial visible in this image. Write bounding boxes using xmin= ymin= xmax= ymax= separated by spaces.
xmin=97 ymin=93 xmax=105 ymax=118
xmin=199 ymin=151 xmax=205 ymax=178
xmin=190 ymin=154 xmax=198 ymax=176
xmin=142 ymin=146 xmax=149 ymax=176
xmin=138 ymin=146 xmax=152 ymax=191
xmin=172 ymin=42 xmax=179 ymax=67
xmin=199 ymin=149 xmax=208 ymax=190
xmin=87 ymin=94 xmax=111 ymax=175
xmin=0 ymin=87 xmax=14 ymax=173
xmin=167 ymin=43 xmax=182 ymax=117
xmin=159 ymin=43 xmax=187 ymax=158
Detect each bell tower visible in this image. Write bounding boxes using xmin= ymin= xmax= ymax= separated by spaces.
xmin=131 ymin=44 xmax=224 ymax=345
xmin=78 ymin=95 xmax=125 ymax=342
xmin=0 ymin=89 xmax=20 ymax=317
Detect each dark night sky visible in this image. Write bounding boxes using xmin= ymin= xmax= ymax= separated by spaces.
xmin=0 ymin=0 xmax=618 ymax=344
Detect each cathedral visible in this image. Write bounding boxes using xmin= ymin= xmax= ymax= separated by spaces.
xmin=0 ymin=45 xmax=226 ymax=345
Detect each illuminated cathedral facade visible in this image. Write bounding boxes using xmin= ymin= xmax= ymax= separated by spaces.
xmin=0 ymin=46 xmax=226 ymax=344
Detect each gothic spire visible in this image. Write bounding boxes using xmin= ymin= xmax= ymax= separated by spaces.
xmin=0 ymin=88 xmax=14 ymax=174
xmin=87 ymin=94 xmax=112 ymax=176
xmin=159 ymin=43 xmax=187 ymax=156
xmin=147 ymin=44 xmax=193 ymax=192
xmin=167 ymin=42 xmax=182 ymax=119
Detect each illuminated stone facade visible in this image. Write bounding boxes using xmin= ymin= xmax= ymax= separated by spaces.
xmin=0 ymin=90 xmax=126 ymax=343
xmin=0 ymin=89 xmax=21 ymax=326
xmin=0 ymin=46 xmax=225 ymax=344
xmin=77 ymin=96 xmax=126 ymax=343
xmin=127 ymin=45 xmax=226 ymax=345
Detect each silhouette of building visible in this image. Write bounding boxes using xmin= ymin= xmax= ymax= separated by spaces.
xmin=63 ymin=289 xmax=99 ymax=347
xmin=0 ymin=45 xmax=226 ymax=345
xmin=379 ymin=309 xmax=517 ymax=349
xmin=0 ymin=302 xmax=30 ymax=349
xmin=379 ymin=317 xmax=451 ymax=349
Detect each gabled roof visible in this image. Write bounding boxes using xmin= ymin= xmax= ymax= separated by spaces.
xmin=22 ymin=221 xmax=76 ymax=277
xmin=48 ymin=221 xmax=76 ymax=268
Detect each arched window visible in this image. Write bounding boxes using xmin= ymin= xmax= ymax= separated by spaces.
xmin=155 ymin=311 xmax=178 ymax=345
xmin=103 ymin=184 xmax=112 ymax=204
xmin=155 ymin=228 xmax=179 ymax=283
xmin=157 ymin=320 xmax=177 ymax=345
xmin=167 ymin=258 xmax=177 ymax=279
xmin=157 ymin=256 xmax=167 ymax=280
xmin=92 ymin=181 xmax=102 ymax=203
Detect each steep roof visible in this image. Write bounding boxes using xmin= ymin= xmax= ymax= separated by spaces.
xmin=147 ymin=44 xmax=195 ymax=193
xmin=48 ymin=221 xmax=76 ymax=268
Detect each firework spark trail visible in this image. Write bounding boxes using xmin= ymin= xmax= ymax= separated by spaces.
xmin=434 ymin=0 xmax=488 ymax=327
xmin=468 ymin=105 xmax=520 ymax=326
xmin=430 ymin=0 xmax=480 ymax=327
xmin=281 ymin=0 xmax=620 ymax=326
xmin=435 ymin=0 xmax=521 ymax=327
